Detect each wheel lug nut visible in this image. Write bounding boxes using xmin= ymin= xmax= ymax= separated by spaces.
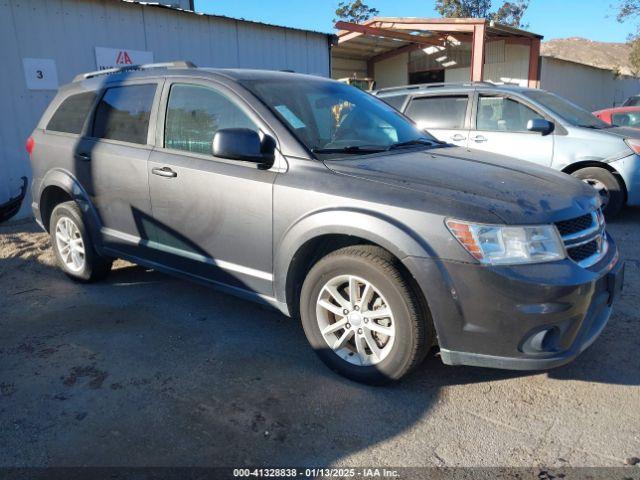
xmin=343 ymin=309 xmax=349 ymax=315
xmin=346 ymin=323 xmax=351 ymax=329
xmin=357 ymin=328 xmax=363 ymax=334
xmin=364 ymin=318 xmax=368 ymax=323
xmin=354 ymin=305 xmax=359 ymax=311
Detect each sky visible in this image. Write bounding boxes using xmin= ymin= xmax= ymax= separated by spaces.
xmin=194 ymin=0 xmax=635 ymax=43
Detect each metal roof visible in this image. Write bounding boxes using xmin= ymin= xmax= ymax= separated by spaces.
xmin=119 ymin=0 xmax=333 ymax=37
xmin=333 ymin=17 xmax=543 ymax=62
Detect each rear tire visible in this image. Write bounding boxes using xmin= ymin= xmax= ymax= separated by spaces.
xmin=50 ymin=201 xmax=112 ymax=282
xmin=571 ymin=167 xmax=624 ymax=218
xmin=300 ymin=245 xmax=430 ymax=385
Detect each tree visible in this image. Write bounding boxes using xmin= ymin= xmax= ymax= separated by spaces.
xmin=492 ymin=1 xmax=530 ymax=28
xmin=617 ymin=0 xmax=640 ymax=22
xmin=435 ymin=0 xmax=530 ymax=28
xmin=630 ymin=37 xmax=640 ymax=76
xmin=616 ymin=1 xmax=640 ymax=75
xmin=335 ymin=0 xmax=379 ymax=23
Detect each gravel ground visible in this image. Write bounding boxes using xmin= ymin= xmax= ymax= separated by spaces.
xmin=0 ymin=209 xmax=639 ymax=469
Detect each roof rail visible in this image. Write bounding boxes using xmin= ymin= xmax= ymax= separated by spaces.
xmin=375 ymin=80 xmax=519 ymax=94
xmin=73 ymin=61 xmax=197 ymax=82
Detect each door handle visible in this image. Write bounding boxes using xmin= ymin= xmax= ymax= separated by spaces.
xmin=74 ymin=152 xmax=91 ymax=161
xmin=472 ymin=135 xmax=487 ymax=143
xmin=451 ymin=134 xmax=466 ymax=142
xmin=151 ymin=167 xmax=177 ymax=178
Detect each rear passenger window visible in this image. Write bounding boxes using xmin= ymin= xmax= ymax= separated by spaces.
xmin=380 ymin=95 xmax=407 ymax=111
xmin=164 ymin=84 xmax=257 ymax=155
xmin=405 ymin=95 xmax=468 ymax=130
xmin=92 ymin=84 xmax=156 ymax=144
xmin=47 ymin=92 xmax=97 ymax=134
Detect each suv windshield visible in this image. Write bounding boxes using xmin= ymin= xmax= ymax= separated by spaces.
xmin=240 ymin=78 xmax=439 ymax=158
xmin=523 ymin=90 xmax=611 ymax=129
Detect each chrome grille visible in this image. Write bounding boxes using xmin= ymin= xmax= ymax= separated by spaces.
xmin=555 ymin=210 xmax=607 ymax=268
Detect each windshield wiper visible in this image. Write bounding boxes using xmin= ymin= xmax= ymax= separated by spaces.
xmin=387 ymin=139 xmax=440 ymax=150
xmin=311 ymin=145 xmax=387 ymax=154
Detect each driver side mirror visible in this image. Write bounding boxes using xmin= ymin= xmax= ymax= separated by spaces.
xmin=527 ymin=119 xmax=554 ymax=136
xmin=212 ymin=128 xmax=276 ymax=169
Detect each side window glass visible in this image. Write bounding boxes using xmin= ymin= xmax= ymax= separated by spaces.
xmin=405 ymin=96 xmax=468 ymax=130
xmin=93 ymin=84 xmax=157 ymax=144
xmin=164 ymin=84 xmax=257 ymax=155
xmin=613 ymin=112 xmax=640 ymax=127
xmin=477 ymin=96 xmax=544 ymax=132
xmin=47 ymin=92 xmax=97 ymax=134
xmin=380 ymin=95 xmax=408 ymax=111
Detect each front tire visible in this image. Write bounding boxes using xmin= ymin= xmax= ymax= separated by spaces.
xmin=300 ymin=246 xmax=430 ymax=384
xmin=572 ymin=167 xmax=624 ymax=218
xmin=50 ymin=201 xmax=112 ymax=282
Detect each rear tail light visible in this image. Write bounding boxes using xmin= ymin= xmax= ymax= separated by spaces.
xmin=624 ymin=138 xmax=640 ymax=154
xmin=25 ymin=137 xmax=35 ymax=156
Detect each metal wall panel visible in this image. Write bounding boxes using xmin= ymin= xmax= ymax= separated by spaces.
xmin=0 ymin=0 xmax=330 ymax=219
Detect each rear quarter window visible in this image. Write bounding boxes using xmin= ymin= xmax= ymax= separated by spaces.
xmin=379 ymin=95 xmax=407 ymax=111
xmin=46 ymin=92 xmax=97 ymax=134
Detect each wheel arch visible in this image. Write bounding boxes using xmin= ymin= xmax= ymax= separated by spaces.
xmin=274 ymin=209 xmax=435 ymax=319
xmin=562 ymin=161 xmax=628 ymax=201
xmin=38 ymin=169 xmax=102 ymax=242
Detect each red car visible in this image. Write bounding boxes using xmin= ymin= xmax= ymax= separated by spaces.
xmin=593 ymin=106 xmax=640 ymax=128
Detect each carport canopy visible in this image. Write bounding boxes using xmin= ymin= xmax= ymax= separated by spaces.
xmin=333 ymin=17 xmax=543 ymax=87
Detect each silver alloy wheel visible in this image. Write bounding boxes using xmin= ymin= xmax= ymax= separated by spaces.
xmin=582 ymin=178 xmax=610 ymax=208
xmin=55 ymin=216 xmax=85 ymax=273
xmin=316 ymin=275 xmax=396 ymax=366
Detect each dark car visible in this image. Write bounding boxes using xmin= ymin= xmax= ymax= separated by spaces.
xmin=27 ymin=62 xmax=624 ymax=384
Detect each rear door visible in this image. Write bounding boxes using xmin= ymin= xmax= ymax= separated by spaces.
xmin=146 ymin=78 xmax=278 ymax=296
xmin=467 ymin=92 xmax=553 ymax=167
xmin=403 ymin=93 xmax=471 ymax=147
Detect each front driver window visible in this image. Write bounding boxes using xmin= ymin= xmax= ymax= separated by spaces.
xmin=477 ymin=96 xmax=544 ymax=132
xmin=164 ymin=84 xmax=257 ymax=155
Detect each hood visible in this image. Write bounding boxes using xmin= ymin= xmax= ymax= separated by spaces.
xmin=601 ymin=126 xmax=640 ymax=139
xmin=324 ymin=146 xmax=600 ymax=224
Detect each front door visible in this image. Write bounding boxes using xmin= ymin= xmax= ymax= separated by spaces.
xmin=403 ymin=94 xmax=471 ymax=148
xmin=467 ymin=93 xmax=554 ymax=167
xmin=147 ymin=80 xmax=277 ymax=297
xmin=75 ymin=82 xmax=161 ymax=257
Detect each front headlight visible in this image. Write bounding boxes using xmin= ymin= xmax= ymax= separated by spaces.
xmin=446 ymin=219 xmax=565 ymax=265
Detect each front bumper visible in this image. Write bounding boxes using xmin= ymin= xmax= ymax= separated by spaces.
xmin=404 ymin=236 xmax=624 ymax=371
xmin=610 ymin=153 xmax=640 ymax=206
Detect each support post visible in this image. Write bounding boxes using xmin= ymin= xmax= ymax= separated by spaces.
xmin=528 ymin=38 xmax=541 ymax=88
xmin=470 ymin=23 xmax=486 ymax=82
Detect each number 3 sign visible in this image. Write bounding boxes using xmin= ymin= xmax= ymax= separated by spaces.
xmin=23 ymin=58 xmax=59 ymax=90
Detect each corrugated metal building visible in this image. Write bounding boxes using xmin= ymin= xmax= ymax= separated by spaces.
xmin=0 ymin=0 xmax=332 ymax=219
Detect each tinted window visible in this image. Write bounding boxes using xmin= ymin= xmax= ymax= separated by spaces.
xmin=380 ymin=95 xmax=408 ymax=111
xmin=405 ymin=96 xmax=468 ymax=130
xmin=624 ymin=97 xmax=640 ymax=107
xmin=93 ymin=84 xmax=156 ymax=144
xmin=613 ymin=112 xmax=640 ymax=127
xmin=477 ymin=96 xmax=543 ymax=132
xmin=164 ymin=84 xmax=257 ymax=155
xmin=47 ymin=92 xmax=96 ymax=134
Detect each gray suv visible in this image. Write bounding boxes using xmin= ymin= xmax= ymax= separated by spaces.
xmin=375 ymin=83 xmax=640 ymax=217
xmin=28 ymin=63 xmax=624 ymax=384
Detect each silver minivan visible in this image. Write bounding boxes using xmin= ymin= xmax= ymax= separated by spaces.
xmin=375 ymin=83 xmax=640 ymax=217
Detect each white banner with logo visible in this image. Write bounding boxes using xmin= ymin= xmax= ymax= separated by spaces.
xmin=94 ymin=47 xmax=154 ymax=70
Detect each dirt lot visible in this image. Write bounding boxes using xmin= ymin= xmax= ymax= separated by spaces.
xmin=1 ymin=210 xmax=639 ymax=469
